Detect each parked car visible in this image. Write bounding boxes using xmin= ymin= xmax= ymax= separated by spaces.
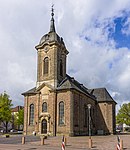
xmin=10 ymin=129 xmax=17 ymax=133
xmin=17 ymin=130 xmax=23 ymax=134
xmin=116 ymin=129 xmax=121 ymax=133
xmin=0 ymin=129 xmax=5 ymax=133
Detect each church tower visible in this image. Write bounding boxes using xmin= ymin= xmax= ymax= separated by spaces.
xmin=35 ymin=6 xmax=69 ymax=88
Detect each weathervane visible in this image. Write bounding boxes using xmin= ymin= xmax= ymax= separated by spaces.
xmin=50 ymin=4 xmax=55 ymax=32
xmin=51 ymin=4 xmax=54 ymax=17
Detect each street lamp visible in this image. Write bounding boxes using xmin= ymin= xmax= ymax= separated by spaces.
xmin=87 ymin=104 xmax=91 ymax=137
xmin=87 ymin=104 xmax=92 ymax=148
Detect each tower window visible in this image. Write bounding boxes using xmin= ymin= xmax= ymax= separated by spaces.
xmin=29 ymin=104 xmax=34 ymax=125
xmin=59 ymin=101 xmax=64 ymax=125
xmin=42 ymin=102 xmax=47 ymax=112
xmin=43 ymin=57 xmax=49 ymax=74
xmin=60 ymin=59 xmax=63 ymax=76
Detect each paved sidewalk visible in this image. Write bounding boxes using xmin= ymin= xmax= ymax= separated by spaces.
xmin=0 ymin=134 xmax=130 ymax=150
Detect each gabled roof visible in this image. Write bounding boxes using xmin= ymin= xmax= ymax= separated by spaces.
xmin=22 ymin=87 xmax=37 ymax=95
xmin=36 ymin=82 xmax=54 ymax=91
xmin=57 ymin=74 xmax=96 ymax=100
xmin=22 ymin=82 xmax=54 ymax=96
xmin=88 ymin=88 xmax=117 ymax=104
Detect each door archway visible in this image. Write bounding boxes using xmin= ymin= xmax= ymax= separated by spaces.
xmin=41 ymin=119 xmax=47 ymax=134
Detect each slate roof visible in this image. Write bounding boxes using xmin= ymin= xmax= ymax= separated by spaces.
xmin=35 ymin=8 xmax=67 ymax=52
xmin=88 ymin=88 xmax=116 ymax=104
xmin=22 ymin=74 xmax=95 ymax=100
xmin=22 ymin=75 xmax=116 ymax=104
xmin=22 ymin=87 xmax=37 ymax=95
xmin=57 ymin=74 xmax=96 ymax=100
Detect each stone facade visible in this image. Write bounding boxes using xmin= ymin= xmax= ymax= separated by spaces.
xmin=22 ymin=9 xmax=116 ymax=136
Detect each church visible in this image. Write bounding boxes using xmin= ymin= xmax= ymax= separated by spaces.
xmin=22 ymin=7 xmax=116 ymax=136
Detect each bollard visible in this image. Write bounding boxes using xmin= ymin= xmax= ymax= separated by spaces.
xmin=22 ymin=136 xmax=25 ymax=144
xmin=41 ymin=137 xmax=44 ymax=145
xmin=64 ymin=137 xmax=67 ymax=146
xmin=88 ymin=137 xmax=92 ymax=149
xmin=120 ymin=139 xmax=123 ymax=150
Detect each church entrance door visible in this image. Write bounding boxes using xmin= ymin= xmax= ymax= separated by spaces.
xmin=41 ymin=119 xmax=47 ymax=134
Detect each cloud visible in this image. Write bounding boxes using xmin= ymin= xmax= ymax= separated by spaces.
xmin=0 ymin=0 xmax=130 ymax=110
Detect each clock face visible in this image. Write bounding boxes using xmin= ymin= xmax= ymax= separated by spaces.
xmin=44 ymin=46 xmax=49 ymax=52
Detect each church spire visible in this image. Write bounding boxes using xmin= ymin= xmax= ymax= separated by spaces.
xmin=50 ymin=4 xmax=56 ymax=32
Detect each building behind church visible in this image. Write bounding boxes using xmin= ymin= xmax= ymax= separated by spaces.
xmin=22 ymin=8 xmax=116 ymax=136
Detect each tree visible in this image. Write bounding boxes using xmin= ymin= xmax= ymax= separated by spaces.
xmin=116 ymin=103 xmax=130 ymax=126
xmin=16 ymin=108 xmax=24 ymax=129
xmin=0 ymin=92 xmax=13 ymax=132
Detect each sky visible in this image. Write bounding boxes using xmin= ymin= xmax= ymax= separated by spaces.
xmin=0 ymin=0 xmax=130 ymax=111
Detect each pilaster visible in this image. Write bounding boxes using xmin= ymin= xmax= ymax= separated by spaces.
xmin=69 ymin=91 xmax=74 ymax=136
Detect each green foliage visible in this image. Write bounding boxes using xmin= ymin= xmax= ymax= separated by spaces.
xmin=12 ymin=114 xmax=18 ymax=128
xmin=0 ymin=92 xmax=13 ymax=132
xmin=116 ymin=103 xmax=130 ymax=126
xmin=16 ymin=108 xmax=24 ymax=126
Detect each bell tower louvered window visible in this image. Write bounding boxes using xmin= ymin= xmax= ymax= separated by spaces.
xmin=43 ymin=57 xmax=49 ymax=74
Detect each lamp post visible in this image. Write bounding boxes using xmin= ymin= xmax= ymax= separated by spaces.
xmin=87 ymin=104 xmax=91 ymax=137
xmin=87 ymin=104 xmax=92 ymax=148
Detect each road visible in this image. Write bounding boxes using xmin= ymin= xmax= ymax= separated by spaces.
xmin=0 ymin=134 xmax=130 ymax=150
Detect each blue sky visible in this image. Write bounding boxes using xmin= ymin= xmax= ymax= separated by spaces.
xmin=0 ymin=0 xmax=130 ymax=112
xmin=113 ymin=12 xmax=130 ymax=49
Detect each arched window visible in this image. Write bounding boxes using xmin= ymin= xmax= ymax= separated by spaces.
xmin=60 ymin=59 xmax=63 ymax=76
xmin=59 ymin=101 xmax=64 ymax=125
xmin=42 ymin=102 xmax=47 ymax=112
xmin=41 ymin=119 xmax=47 ymax=134
xmin=43 ymin=57 xmax=49 ymax=74
xmin=30 ymin=104 xmax=34 ymax=125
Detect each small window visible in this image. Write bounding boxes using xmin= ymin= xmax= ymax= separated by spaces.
xmin=42 ymin=102 xmax=47 ymax=112
xmin=29 ymin=104 xmax=34 ymax=125
xmin=59 ymin=101 xmax=64 ymax=125
xmin=43 ymin=57 xmax=49 ymax=74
